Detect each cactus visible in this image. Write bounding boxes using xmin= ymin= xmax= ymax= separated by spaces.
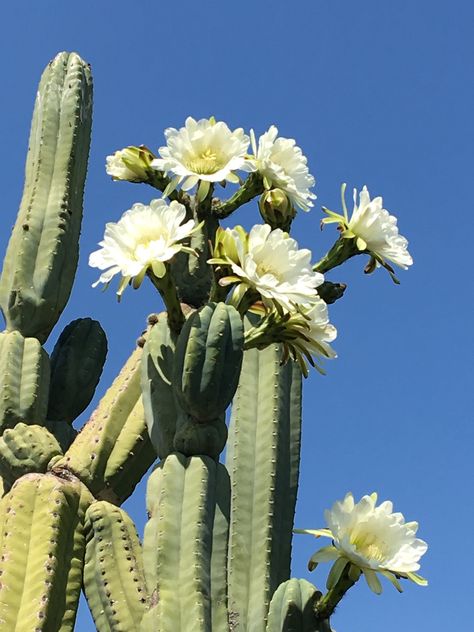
xmin=83 ymin=501 xmax=148 ymax=631
xmin=266 ymin=579 xmax=323 ymax=632
xmin=0 ymin=51 xmax=416 ymax=632
xmin=0 ymin=423 xmax=62 ymax=489
xmin=47 ymin=318 xmax=108 ymax=424
xmin=0 ymin=52 xmax=92 ymax=343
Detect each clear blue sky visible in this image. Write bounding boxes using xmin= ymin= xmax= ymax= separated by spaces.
xmin=0 ymin=1 xmax=472 ymax=630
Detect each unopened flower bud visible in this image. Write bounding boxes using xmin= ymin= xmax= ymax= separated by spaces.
xmin=106 ymin=145 xmax=155 ymax=182
xmin=259 ymin=188 xmax=296 ymax=231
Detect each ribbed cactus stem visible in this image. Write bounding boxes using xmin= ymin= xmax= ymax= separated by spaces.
xmin=226 ymin=337 xmax=302 ymax=630
xmin=0 ymin=52 xmax=93 ymax=343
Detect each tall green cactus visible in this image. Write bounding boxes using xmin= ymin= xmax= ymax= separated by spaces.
xmin=0 ymin=48 xmax=415 ymax=632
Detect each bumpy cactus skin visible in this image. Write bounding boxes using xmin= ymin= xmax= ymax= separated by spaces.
xmin=0 ymin=331 xmax=50 ymax=430
xmin=0 ymin=52 xmax=93 ymax=343
xmin=56 ymin=345 xmax=156 ymax=503
xmin=0 ymin=473 xmax=93 ymax=631
xmin=143 ymin=453 xmax=230 ymax=631
xmin=83 ymin=501 xmax=148 ymax=631
xmin=0 ymin=423 xmax=62 ymax=488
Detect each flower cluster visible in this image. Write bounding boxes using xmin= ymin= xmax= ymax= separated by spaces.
xmin=209 ymin=223 xmax=337 ymax=371
xmin=295 ymin=492 xmax=428 ymax=595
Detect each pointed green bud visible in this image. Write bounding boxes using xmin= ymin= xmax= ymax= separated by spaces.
xmin=259 ymin=188 xmax=296 ymax=231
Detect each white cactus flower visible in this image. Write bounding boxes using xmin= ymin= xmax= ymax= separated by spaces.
xmin=89 ymin=199 xmax=197 ymax=297
xmin=250 ymin=125 xmax=316 ymax=211
xmin=347 ymin=186 xmax=413 ymax=269
xmin=212 ymin=224 xmax=323 ymax=312
xmin=295 ymin=492 xmax=428 ymax=594
xmin=150 ymin=116 xmax=253 ymax=196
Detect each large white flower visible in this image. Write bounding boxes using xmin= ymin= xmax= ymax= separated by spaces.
xmin=150 ymin=116 xmax=252 ymax=194
xmin=347 ymin=186 xmax=412 ymax=269
xmin=211 ymin=224 xmax=323 ymax=312
xmin=250 ymin=125 xmax=316 ymax=211
xmin=89 ymin=199 xmax=197 ymax=297
xmin=295 ymin=492 xmax=428 ymax=594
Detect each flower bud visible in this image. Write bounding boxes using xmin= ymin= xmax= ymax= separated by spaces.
xmin=105 ymin=145 xmax=155 ymax=182
xmin=259 ymin=188 xmax=296 ymax=231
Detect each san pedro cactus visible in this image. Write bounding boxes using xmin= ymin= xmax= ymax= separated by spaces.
xmin=0 ymin=52 xmax=426 ymax=632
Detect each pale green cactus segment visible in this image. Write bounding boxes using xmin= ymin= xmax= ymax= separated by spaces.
xmin=0 ymin=330 xmax=50 ymax=430
xmin=0 ymin=52 xmax=93 ymax=343
xmin=266 ymin=579 xmax=321 ymax=632
xmin=173 ymin=301 xmax=244 ymax=421
xmin=226 ymin=341 xmax=302 ymax=631
xmin=48 ymin=318 xmax=108 ymax=423
xmin=0 ymin=472 xmax=92 ymax=631
xmin=141 ymin=314 xmax=178 ymax=459
xmin=83 ymin=501 xmax=148 ymax=632
xmin=56 ymin=346 xmax=155 ymax=502
xmin=173 ymin=410 xmax=228 ymax=459
xmin=143 ymin=453 xmax=218 ymax=631
xmin=0 ymin=423 xmax=62 ymax=488
xmin=101 ymin=396 xmax=156 ymax=503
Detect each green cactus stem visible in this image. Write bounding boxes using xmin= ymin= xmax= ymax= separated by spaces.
xmin=266 ymin=579 xmax=323 ymax=632
xmin=0 ymin=423 xmax=62 ymax=489
xmin=143 ymin=453 xmax=230 ymax=631
xmin=173 ymin=302 xmax=244 ymax=422
xmin=55 ymin=345 xmax=156 ymax=504
xmin=141 ymin=314 xmax=178 ymax=460
xmin=226 ymin=339 xmax=303 ymax=630
xmin=0 ymin=330 xmax=50 ymax=430
xmin=47 ymin=318 xmax=108 ymax=424
xmin=0 ymin=52 xmax=93 ymax=343
xmin=83 ymin=501 xmax=148 ymax=631
xmin=0 ymin=472 xmax=93 ymax=630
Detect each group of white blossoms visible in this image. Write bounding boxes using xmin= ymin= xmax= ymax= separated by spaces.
xmin=91 ymin=117 xmax=425 ymax=595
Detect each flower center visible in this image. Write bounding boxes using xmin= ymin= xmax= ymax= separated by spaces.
xmin=350 ymin=530 xmax=387 ymax=564
xmin=134 ymin=236 xmax=166 ymax=262
xmin=186 ymin=147 xmax=224 ymax=175
xmin=256 ymin=261 xmax=282 ymax=282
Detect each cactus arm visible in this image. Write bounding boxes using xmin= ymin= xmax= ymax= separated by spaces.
xmin=55 ymin=345 xmax=156 ymax=503
xmin=142 ymin=454 xmax=216 ymax=631
xmin=226 ymin=341 xmax=302 ymax=630
xmin=83 ymin=501 xmax=148 ymax=631
xmin=141 ymin=314 xmax=178 ymax=460
xmin=0 ymin=331 xmax=50 ymax=430
xmin=0 ymin=472 xmax=92 ymax=631
xmin=266 ymin=579 xmax=325 ymax=632
xmin=0 ymin=52 xmax=93 ymax=343
xmin=0 ymin=423 xmax=62 ymax=489
xmin=47 ymin=318 xmax=108 ymax=424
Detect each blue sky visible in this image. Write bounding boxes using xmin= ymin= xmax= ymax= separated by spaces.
xmin=0 ymin=1 xmax=472 ymax=630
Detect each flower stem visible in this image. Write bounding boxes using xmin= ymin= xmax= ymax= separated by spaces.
xmin=145 ymin=169 xmax=192 ymax=211
xmin=314 ymin=238 xmax=360 ymax=274
xmin=314 ymin=564 xmax=361 ymax=621
xmin=212 ymin=173 xmax=264 ymax=218
xmin=147 ymin=270 xmax=185 ymax=334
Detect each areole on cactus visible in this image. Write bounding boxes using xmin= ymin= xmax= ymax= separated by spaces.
xmin=0 ymin=51 xmax=423 ymax=632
